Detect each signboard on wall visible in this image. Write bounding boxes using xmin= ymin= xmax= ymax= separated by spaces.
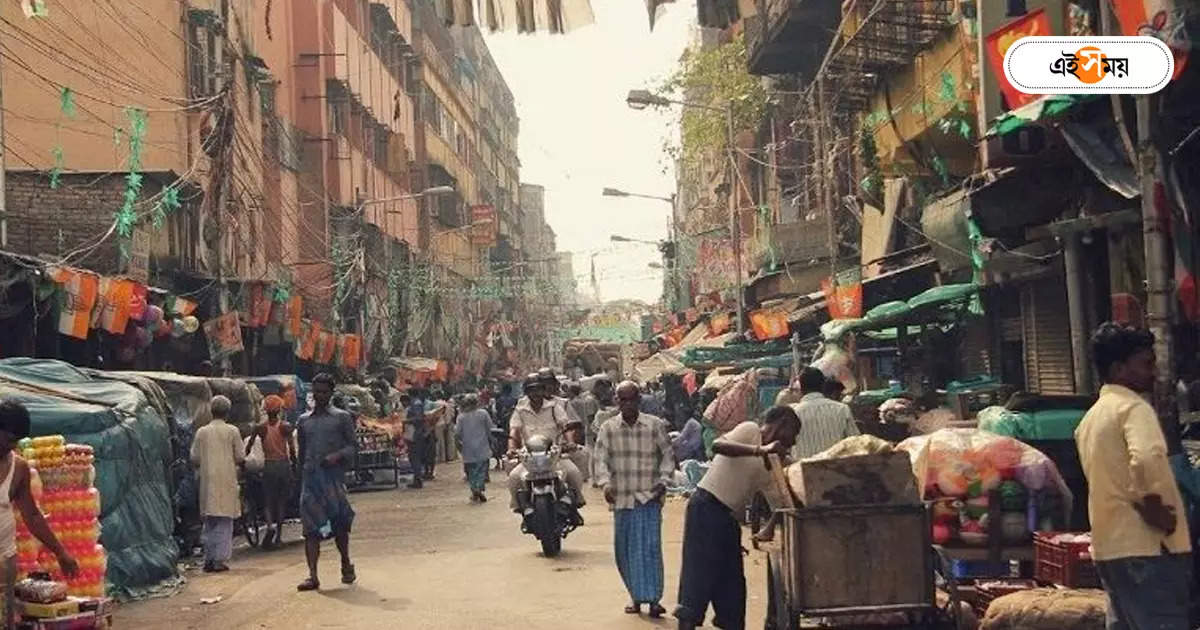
xmin=470 ymin=205 xmax=497 ymax=245
xmin=126 ymin=228 xmax=151 ymax=283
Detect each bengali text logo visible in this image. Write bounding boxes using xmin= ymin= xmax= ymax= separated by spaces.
xmin=1004 ymin=36 xmax=1173 ymax=95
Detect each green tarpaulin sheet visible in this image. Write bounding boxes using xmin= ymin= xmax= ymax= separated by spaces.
xmin=987 ymin=94 xmax=1099 ymax=137
xmin=0 ymin=359 xmax=178 ymax=599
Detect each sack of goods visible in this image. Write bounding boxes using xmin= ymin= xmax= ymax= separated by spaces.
xmin=979 ymin=588 xmax=1107 ymax=630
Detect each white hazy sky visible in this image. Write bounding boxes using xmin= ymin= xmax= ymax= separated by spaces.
xmin=484 ymin=1 xmax=694 ymax=305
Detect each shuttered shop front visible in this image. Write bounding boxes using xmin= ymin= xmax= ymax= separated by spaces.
xmin=1021 ymin=277 xmax=1076 ymax=395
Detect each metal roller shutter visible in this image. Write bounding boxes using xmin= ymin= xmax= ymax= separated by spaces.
xmin=959 ymin=320 xmax=992 ymax=377
xmin=1021 ymin=277 xmax=1076 ymax=395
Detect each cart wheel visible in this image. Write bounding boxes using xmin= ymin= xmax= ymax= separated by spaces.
xmin=766 ymin=552 xmax=798 ymax=630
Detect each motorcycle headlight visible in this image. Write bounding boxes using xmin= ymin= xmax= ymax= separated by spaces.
xmin=526 ymin=452 xmax=552 ymax=474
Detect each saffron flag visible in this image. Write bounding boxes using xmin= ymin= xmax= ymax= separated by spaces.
xmin=985 ymin=9 xmax=1051 ymax=110
xmin=295 ymin=319 xmax=316 ymax=360
xmin=340 ymin=334 xmax=362 ymax=369
xmin=317 ymin=330 xmax=336 ymax=364
xmin=94 ymin=277 xmax=136 ymax=335
xmin=286 ymin=295 xmax=303 ymax=340
xmin=749 ymin=309 xmax=790 ymax=341
xmin=52 ymin=267 xmax=99 ymax=340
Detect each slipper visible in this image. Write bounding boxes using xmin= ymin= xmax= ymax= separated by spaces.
xmin=624 ymin=603 xmax=641 ymax=615
xmin=297 ymin=577 xmax=320 ymax=592
xmin=648 ymin=603 xmax=667 ymax=618
xmin=341 ymin=564 xmax=357 ymax=585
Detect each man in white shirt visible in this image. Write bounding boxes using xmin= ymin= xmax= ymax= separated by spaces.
xmin=674 ymin=406 xmax=801 ymax=630
xmin=789 ymin=367 xmax=858 ymax=460
xmin=1076 ymin=323 xmax=1192 ymax=630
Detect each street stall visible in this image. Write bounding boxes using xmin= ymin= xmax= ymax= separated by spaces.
xmin=0 ymin=359 xmax=178 ymax=601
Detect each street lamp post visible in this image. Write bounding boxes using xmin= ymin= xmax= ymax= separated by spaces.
xmin=625 ymin=90 xmax=743 ymax=335
xmin=602 ymin=187 xmax=682 ymax=312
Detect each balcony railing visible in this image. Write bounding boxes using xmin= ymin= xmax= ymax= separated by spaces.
xmin=746 ymin=0 xmax=842 ymax=77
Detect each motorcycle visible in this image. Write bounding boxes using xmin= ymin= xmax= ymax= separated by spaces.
xmin=508 ymin=434 xmax=583 ymax=557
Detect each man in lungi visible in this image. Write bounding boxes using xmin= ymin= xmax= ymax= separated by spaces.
xmin=296 ymin=372 xmax=357 ymax=592
xmin=594 ymin=380 xmax=675 ymax=618
xmin=190 ymin=395 xmax=244 ymax=573
xmin=674 ymin=405 xmax=801 ymax=630
xmin=245 ymin=394 xmax=296 ymax=548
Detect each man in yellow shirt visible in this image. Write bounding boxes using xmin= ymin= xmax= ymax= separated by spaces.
xmin=1076 ymin=323 xmax=1192 ymax=629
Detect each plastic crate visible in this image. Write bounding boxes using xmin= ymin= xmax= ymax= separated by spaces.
xmin=972 ymin=578 xmax=1039 ymax=617
xmin=1033 ymin=531 xmax=1099 ymax=588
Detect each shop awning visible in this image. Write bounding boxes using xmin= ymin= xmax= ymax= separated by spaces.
xmin=632 ymin=352 xmax=688 ymax=383
xmin=820 ymin=282 xmax=980 ymax=340
xmin=1060 ymin=121 xmax=1139 ymax=199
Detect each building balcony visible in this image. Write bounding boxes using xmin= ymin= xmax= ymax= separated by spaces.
xmin=746 ymin=1 xmax=842 ymax=77
xmin=753 ymin=216 xmax=831 ymax=271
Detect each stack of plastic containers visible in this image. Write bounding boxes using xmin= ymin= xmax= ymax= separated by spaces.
xmin=15 ymin=436 xmax=107 ymax=597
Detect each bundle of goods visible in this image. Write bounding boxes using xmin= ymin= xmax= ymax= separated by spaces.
xmin=702 ymin=369 xmax=759 ymax=433
xmin=785 ymin=435 xmax=919 ymax=507
xmin=898 ymin=429 xmax=1072 ymax=547
xmin=15 ymin=436 xmax=107 ymax=598
xmin=978 ymin=588 xmax=1107 ymax=630
xmin=10 ymin=573 xmax=112 ymax=630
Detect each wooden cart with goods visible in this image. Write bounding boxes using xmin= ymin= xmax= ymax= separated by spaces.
xmin=767 ymin=503 xmax=938 ymax=629
xmin=347 ymin=425 xmax=400 ymax=491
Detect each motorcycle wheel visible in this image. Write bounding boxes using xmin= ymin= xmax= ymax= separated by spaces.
xmin=532 ymin=494 xmax=561 ymax=557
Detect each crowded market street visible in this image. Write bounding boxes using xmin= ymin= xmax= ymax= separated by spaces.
xmin=115 ymin=482 xmax=769 ymax=629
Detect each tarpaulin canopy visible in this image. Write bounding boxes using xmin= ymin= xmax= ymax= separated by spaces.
xmin=986 ymin=94 xmax=1099 ymax=137
xmin=0 ymin=359 xmax=178 ymax=599
xmin=632 ymin=353 xmax=687 ymax=383
xmin=821 ymin=283 xmax=980 ymax=340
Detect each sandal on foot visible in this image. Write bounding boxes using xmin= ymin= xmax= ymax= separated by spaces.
xmin=648 ymin=603 xmax=667 ymax=618
xmin=341 ymin=564 xmax=357 ymax=584
xmin=297 ymin=577 xmax=320 ymax=592
xmin=624 ymin=603 xmax=641 ymax=615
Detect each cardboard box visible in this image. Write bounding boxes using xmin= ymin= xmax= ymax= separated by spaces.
xmin=789 ymin=451 xmax=919 ymax=507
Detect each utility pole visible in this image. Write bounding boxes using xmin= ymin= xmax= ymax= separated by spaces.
xmin=726 ymin=100 xmax=745 ymax=336
xmin=0 ymin=37 xmax=7 ymax=249
xmin=1138 ymin=95 xmax=1174 ymax=414
xmin=817 ymin=78 xmax=837 ymax=283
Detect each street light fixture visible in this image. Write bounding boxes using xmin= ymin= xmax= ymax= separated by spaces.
xmin=369 ymin=185 xmax=455 ymax=212
xmin=601 ymin=187 xmax=675 ymax=204
xmin=610 ymin=234 xmax=660 ymax=246
xmin=625 ymin=86 xmax=744 ymax=335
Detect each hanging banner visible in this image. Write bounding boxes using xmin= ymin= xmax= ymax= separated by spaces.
xmin=295 ymin=319 xmax=316 ymax=360
xmin=708 ymin=312 xmax=732 ymax=335
xmin=52 ymin=267 xmax=99 ymax=340
xmin=316 ymin=330 xmax=336 ymax=364
xmin=1112 ymin=0 xmax=1189 ymax=79
xmin=339 ymin=334 xmax=362 ymax=370
xmin=286 ymin=295 xmax=303 ymax=340
xmin=126 ymin=227 xmax=151 ymax=283
xmin=696 ymin=238 xmax=737 ymax=294
xmin=822 ymin=267 xmax=864 ymax=320
xmin=93 ymin=277 xmax=136 ymax=335
xmin=128 ymin=283 xmax=148 ymax=322
xmin=470 ymin=205 xmax=497 ymax=245
xmin=985 ymin=9 xmax=1051 ymax=109
xmin=242 ymin=283 xmax=272 ymax=328
xmin=203 ymin=311 xmax=245 ymax=360
xmin=749 ymin=308 xmax=790 ymax=341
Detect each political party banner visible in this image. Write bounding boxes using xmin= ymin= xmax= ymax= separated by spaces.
xmin=822 ymin=267 xmax=864 ymax=320
xmin=1112 ymin=0 xmax=1189 ymax=79
xmin=52 ymin=267 xmax=99 ymax=340
xmin=203 ymin=311 xmax=244 ymax=360
xmin=749 ymin=308 xmax=790 ymax=341
xmin=985 ymin=9 xmax=1051 ymax=109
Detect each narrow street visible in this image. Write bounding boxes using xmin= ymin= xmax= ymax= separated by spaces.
xmin=116 ymin=478 xmax=769 ymax=629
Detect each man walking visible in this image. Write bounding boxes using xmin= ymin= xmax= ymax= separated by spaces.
xmin=595 ymin=381 xmax=674 ymax=618
xmin=245 ymin=394 xmax=296 ymax=548
xmin=1076 ymin=323 xmax=1192 ymax=629
xmin=296 ymin=373 xmax=357 ymax=592
xmin=789 ymin=367 xmax=858 ymax=460
xmin=455 ymin=394 xmax=495 ymax=502
xmin=405 ymin=388 xmax=435 ymax=489
xmin=675 ymin=406 xmax=801 ymax=630
xmin=190 ymin=395 xmax=244 ymax=573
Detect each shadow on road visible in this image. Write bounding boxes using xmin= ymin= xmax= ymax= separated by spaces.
xmin=318 ymin=585 xmax=412 ymax=612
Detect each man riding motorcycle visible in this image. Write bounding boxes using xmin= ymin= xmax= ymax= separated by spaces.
xmin=507 ymin=375 xmax=586 ymax=515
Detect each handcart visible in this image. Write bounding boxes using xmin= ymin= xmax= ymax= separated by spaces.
xmin=767 ymin=503 xmax=941 ymax=629
xmin=347 ymin=425 xmax=401 ymax=491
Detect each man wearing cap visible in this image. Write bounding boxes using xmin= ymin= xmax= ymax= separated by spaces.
xmin=191 ymin=395 xmax=244 ymax=572
xmin=246 ymin=394 xmax=296 ymax=548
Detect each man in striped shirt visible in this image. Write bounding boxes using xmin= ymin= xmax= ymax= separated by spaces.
xmin=789 ymin=367 xmax=859 ymax=460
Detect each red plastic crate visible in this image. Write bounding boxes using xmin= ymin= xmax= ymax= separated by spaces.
xmin=1033 ymin=532 xmax=1100 ymax=588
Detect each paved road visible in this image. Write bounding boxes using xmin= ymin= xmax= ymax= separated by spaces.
xmin=117 ymin=473 xmax=770 ymax=629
